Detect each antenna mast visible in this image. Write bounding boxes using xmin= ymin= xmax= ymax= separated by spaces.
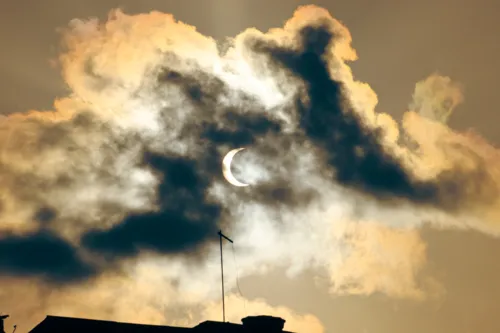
xmin=218 ymin=230 xmax=233 ymax=323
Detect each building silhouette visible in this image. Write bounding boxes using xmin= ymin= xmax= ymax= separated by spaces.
xmin=27 ymin=315 xmax=294 ymax=333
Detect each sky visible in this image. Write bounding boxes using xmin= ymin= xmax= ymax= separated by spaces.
xmin=1 ymin=0 xmax=500 ymax=332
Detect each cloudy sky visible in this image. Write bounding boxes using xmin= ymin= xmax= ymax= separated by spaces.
xmin=1 ymin=1 xmax=500 ymax=332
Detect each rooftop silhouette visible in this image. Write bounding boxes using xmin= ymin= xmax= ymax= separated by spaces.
xmin=1 ymin=314 xmax=9 ymax=333
xmin=27 ymin=315 xmax=295 ymax=333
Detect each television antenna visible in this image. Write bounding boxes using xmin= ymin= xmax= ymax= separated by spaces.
xmin=218 ymin=230 xmax=233 ymax=323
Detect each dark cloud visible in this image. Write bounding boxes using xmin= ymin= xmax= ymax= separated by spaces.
xmin=157 ymin=64 xmax=283 ymax=148
xmin=34 ymin=207 xmax=57 ymax=224
xmin=250 ymin=25 xmax=433 ymax=201
xmin=158 ymin=67 xmax=225 ymax=107
xmin=0 ymin=230 xmax=94 ymax=283
xmin=81 ymin=152 xmax=221 ymax=260
xmin=251 ymin=181 xmax=317 ymax=207
xmin=201 ymin=110 xmax=282 ymax=147
xmin=247 ymin=23 xmax=497 ymax=210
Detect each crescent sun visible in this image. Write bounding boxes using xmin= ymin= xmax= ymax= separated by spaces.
xmin=222 ymin=148 xmax=249 ymax=187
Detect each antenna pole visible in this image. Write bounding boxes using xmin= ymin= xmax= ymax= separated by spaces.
xmin=218 ymin=230 xmax=233 ymax=323
xmin=219 ymin=232 xmax=224 ymax=323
